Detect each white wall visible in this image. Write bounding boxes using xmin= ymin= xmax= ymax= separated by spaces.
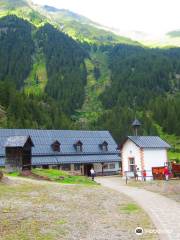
xmin=144 ymin=148 xmax=167 ymax=178
xmin=122 ymin=139 xmax=141 ymax=173
xmin=122 ymin=139 xmax=168 ymax=180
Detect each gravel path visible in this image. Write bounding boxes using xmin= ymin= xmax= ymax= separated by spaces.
xmin=96 ymin=176 xmax=180 ymax=240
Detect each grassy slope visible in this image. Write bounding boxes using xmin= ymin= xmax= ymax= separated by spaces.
xmin=0 ymin=0 xmax=138 ymax=45
xmin=32 ymin=168 xmax=97 ymax=185
xmin=24 ymin=57 xmax=48 ymax=95
xmin=6 ymin=168 xmax=96 ymax=185
xmin=155 ymin=124 xmax=180 ymax=162
xmin=24 ymin=45 xmax=48 ymax=95
xmin=58 ymin=20 xmax=135 ymax=45
xmin=75 ymin=49 xmax=110 ymax=128
xmin=38 ymin=5 xmax=137 ymax=45
xmin=0 ymin=0 xmax=48 ymax=27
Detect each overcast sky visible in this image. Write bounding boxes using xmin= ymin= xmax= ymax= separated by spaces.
xmin=32 ymin=0 xmax=180 ymax=35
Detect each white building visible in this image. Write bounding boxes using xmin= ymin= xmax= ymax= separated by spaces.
xmin=121 ymin=136 xmax=171 ymax=180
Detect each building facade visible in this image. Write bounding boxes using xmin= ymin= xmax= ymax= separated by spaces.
xmin=5 ymin=136 xmax=34 ymax=172
xmin=121 ymin=136 xmax=170 ymax=180
xmin=0 ymin=129 xmax=120 ymax=175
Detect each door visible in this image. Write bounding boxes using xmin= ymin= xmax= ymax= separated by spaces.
xmin=84 ymin=164 xmax=93 ymax=176
xmin=129 ymin=158 xmax=135 ymax=172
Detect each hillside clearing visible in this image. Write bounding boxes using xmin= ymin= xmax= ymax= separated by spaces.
xmin=0 ymin=177 xmax=158 ymax=240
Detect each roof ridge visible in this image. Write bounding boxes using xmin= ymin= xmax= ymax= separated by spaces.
xmin=0 ymin=128 xmax=110 ymax=132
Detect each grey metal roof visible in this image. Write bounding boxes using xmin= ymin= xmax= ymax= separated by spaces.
xmin=4 ymin=136 xmax=32 ymax=147
xmin=128 ymin=136 xmax=171 ymax=148
xmin=0 ymin=129 xmax=119 ymax=163
xmin=132 ymin=119 xmax=141 ymax=127
xmin=0 ymin=158 xmax=4 ymax=166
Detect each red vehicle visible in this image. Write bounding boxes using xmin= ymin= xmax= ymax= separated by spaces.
xmin=171 ymin=163 xmax=180 ymax=177
xmin=152 ymin=166 xmax=165 ymax=180
xmin=152 ymin=163 xmax=180 ymax=180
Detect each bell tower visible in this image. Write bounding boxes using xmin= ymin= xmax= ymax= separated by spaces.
xmin=132 ymin=119 xmax=141 ymax=136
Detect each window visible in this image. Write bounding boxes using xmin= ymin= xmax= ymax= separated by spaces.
xmin=109 ymin=163 xmax=115 ymax=169
xmin=61 ymin=164 xmax=71 ymax=171
xmin=100 ymin=141 xmax=108 ymax=151
xmin=129 ymin=158 xmax=135 ymax=172
xmin=74 ymin=164 xmax=81 ymax=171
xmin=74 ymin=141 xmax=83 ymax=152
xmin=102 ymin=145 xmax=108 ymax=151
xmin=51 ymin=141 xmax=60 ymax=152
xmin=103 ymin=164 xmax=108 ymax=169
xmin=76 ymin=145 xmax=82 ymax=152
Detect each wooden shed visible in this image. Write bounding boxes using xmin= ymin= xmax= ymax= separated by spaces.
xmin=5 ymin=136 xmax=34 ymax=172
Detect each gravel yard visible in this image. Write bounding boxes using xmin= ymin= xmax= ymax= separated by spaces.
xmin=0 ymin=177 xmax=158 ymax=240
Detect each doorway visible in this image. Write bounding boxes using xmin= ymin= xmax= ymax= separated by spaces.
xmin=84 ymin=164 xmax=93 ymax=176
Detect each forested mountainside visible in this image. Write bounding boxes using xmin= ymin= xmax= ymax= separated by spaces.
xmin=0 ymin=15 xmax=86 ymax=128
xmin=0 ymin=1 xmax=180 ymax=160
xmin=98 ymin=45 xmax=180 ymax=142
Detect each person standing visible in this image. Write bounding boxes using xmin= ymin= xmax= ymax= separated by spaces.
xmin=90 ymin=167 xmax=95 ymax=181
xmin=134 ymin=166 xmax=139 ymax=181
xmin=142 ymin=170 xmax=147 ymax=181
xmin=164 ymin=166 xmax=169 ymax=181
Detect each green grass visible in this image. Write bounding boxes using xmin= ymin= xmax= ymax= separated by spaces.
xmin=121 ymin=203 xmax=140 ymax=213
xmin=2 ymin=168 xmax=96 ymax=185
xmin=24 ymin=52 xmax=48 ymax=96
xmin=1 ymin=167 xmax=96 ymax=185
xmin=6 ymin=171 xmax=20 ymax=177
xmin=32 ymin=168 xmax=97 ymax=185
xmin=155 ymin=124 xmax=180 ymax=163
xmin=168 ymin=152 xmax=180 ymax=163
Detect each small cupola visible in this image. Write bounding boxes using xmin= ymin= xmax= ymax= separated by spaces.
xmin=51 ymin=140 xmax=61 ymax=152
xmin=99 ymin=141 xmax=108 ymax=151
xmin=132 ymin=119 xmax=141 ymax=136
xmin=74 ymin=140 xmax=83 ymax=152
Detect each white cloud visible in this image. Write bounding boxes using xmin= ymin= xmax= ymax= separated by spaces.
xmin=32 ymin=0 xmax=180 ymax=34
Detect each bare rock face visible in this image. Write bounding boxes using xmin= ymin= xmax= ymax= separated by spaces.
xmin=0 ymin=170 xmax=3 ymax=180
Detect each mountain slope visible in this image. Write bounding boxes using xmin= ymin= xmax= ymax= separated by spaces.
xmin=39 ymin=5 xmax=137 ymax=45
xmin=0 ymin=0 xmax=47 ymax=26
xmin=0 ymin=15 xmax=88 ymax=128
xmin=36 ymin=23 xmax=87 ymax=113
xmin=0 ymin=15 xmax=34 ymax=88
xmin=0 ymin=0 xmax=138 ymax=45
xmin=97 ymin=45 xmax=180 ymax=143
xmin=0 ymin=1 xmax=180 ymax=162
xmin=0 ymin=15 xmax=87 ymax=114
xmin=0 ymin=0 xmax=28 ymax=8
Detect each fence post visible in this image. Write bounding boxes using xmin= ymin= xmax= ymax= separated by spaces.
xmin=126 ymin=175 xmax=128 ymax=184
